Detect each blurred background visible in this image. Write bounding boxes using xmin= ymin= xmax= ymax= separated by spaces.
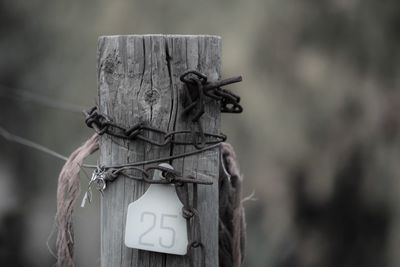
xmin=1 ymin=0 xmax=400 ymax=266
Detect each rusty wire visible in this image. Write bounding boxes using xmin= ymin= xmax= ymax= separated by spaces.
xmin=180 ymin=70 xmax=242 ymax=115
xmin=89 ymin=165 xmax=213 ymax=192
xmin=85 ymin=106 xmax=227 ymax=148
xmin=85 ymin=70 xmax=242 ymax=149
xmin=86 ymin=163 xmax=212 ymax=267
xmin=86 ymin=70 xmax=243 ymax=267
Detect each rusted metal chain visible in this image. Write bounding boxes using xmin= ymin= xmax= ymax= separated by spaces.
xmin=180 ymin=71 xmax=242 ymax=149
xmin=84 ymin=106 xmax=227 ymax=148
xmin=87 ymin=164 xmax=211 ymax=267
xmin=87 ymin=165 xmax=213 ymax=193
xmin=85 ymin=70 xmax=243 ymax=267
xmin=85 ymin=70 xmax=242 ymax=149
xmin=180 ymin=70 xmax=242 ymax=115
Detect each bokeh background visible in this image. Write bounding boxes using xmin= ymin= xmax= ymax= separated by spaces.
xmin=1 ymin=0 xmax=400 ymax=266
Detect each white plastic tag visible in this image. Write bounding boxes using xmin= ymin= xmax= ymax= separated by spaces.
xmin=124 ymin=163 xmax=188 ymax=255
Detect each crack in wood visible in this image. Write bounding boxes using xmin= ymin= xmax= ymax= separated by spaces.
xmin=98 ymin=35 xmax=221 ymax=267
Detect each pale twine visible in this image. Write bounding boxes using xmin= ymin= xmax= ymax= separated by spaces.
xmin=219 ymin=142 xmax=246 ymax=267
xmin=55 ymin=138 xmax=246 ymax=267
xmin=56 ymin=134 xmax=99 ymax=267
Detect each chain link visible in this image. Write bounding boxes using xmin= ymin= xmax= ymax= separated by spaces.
xmin=85 ymin=106 xmax=227 ymax=148
xmin=86 ymin=70 xmax=242 ymax=267
xmin=86 ymin=164 xmax=210 ymax=266
xmin=180 ymin=70 xmax=242 ymax=115
xmin=180 ymin=71 xmax=242 ymax=150
xmin=85 ymin=70 xmax=241 ymax=150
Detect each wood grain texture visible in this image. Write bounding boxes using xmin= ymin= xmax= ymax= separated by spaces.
xmin=98 ymin=35 xmax=221 ymax=267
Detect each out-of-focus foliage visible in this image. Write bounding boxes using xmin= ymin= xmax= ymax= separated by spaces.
xmin=1 ymin=0 xmax=400 ymax=266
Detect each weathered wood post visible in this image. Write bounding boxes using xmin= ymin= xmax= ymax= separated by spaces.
xmin=97 ymin=35 xmax=221 ymax=266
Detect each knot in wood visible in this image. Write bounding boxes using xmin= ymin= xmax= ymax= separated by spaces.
xmin=144 ymin=89 xmax=160 ymax=105
xmin=104 ymin=58 xmax=115 ymax=74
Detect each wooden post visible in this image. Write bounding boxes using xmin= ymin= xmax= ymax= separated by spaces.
xmin=97 ymin=35 xmax=221 ymax=267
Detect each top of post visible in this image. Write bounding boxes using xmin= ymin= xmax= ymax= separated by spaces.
xmin=98 ymin=34 xmax=221 ymax=40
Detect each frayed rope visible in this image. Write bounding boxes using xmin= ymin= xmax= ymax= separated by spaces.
xmin=55 ymin=134 xmax=99 ymax=267
xmin=219 ymin=143 xmax=246 ymax=267
xmin=54 ymin=139 xmax=246 ymax=267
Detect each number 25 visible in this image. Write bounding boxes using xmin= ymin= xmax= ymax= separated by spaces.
xmin=139 ymin=212 xmax=177 ymax=248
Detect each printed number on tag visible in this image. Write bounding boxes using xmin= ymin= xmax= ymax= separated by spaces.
xmin=124 ymin=164 xmax=188 ymax=255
